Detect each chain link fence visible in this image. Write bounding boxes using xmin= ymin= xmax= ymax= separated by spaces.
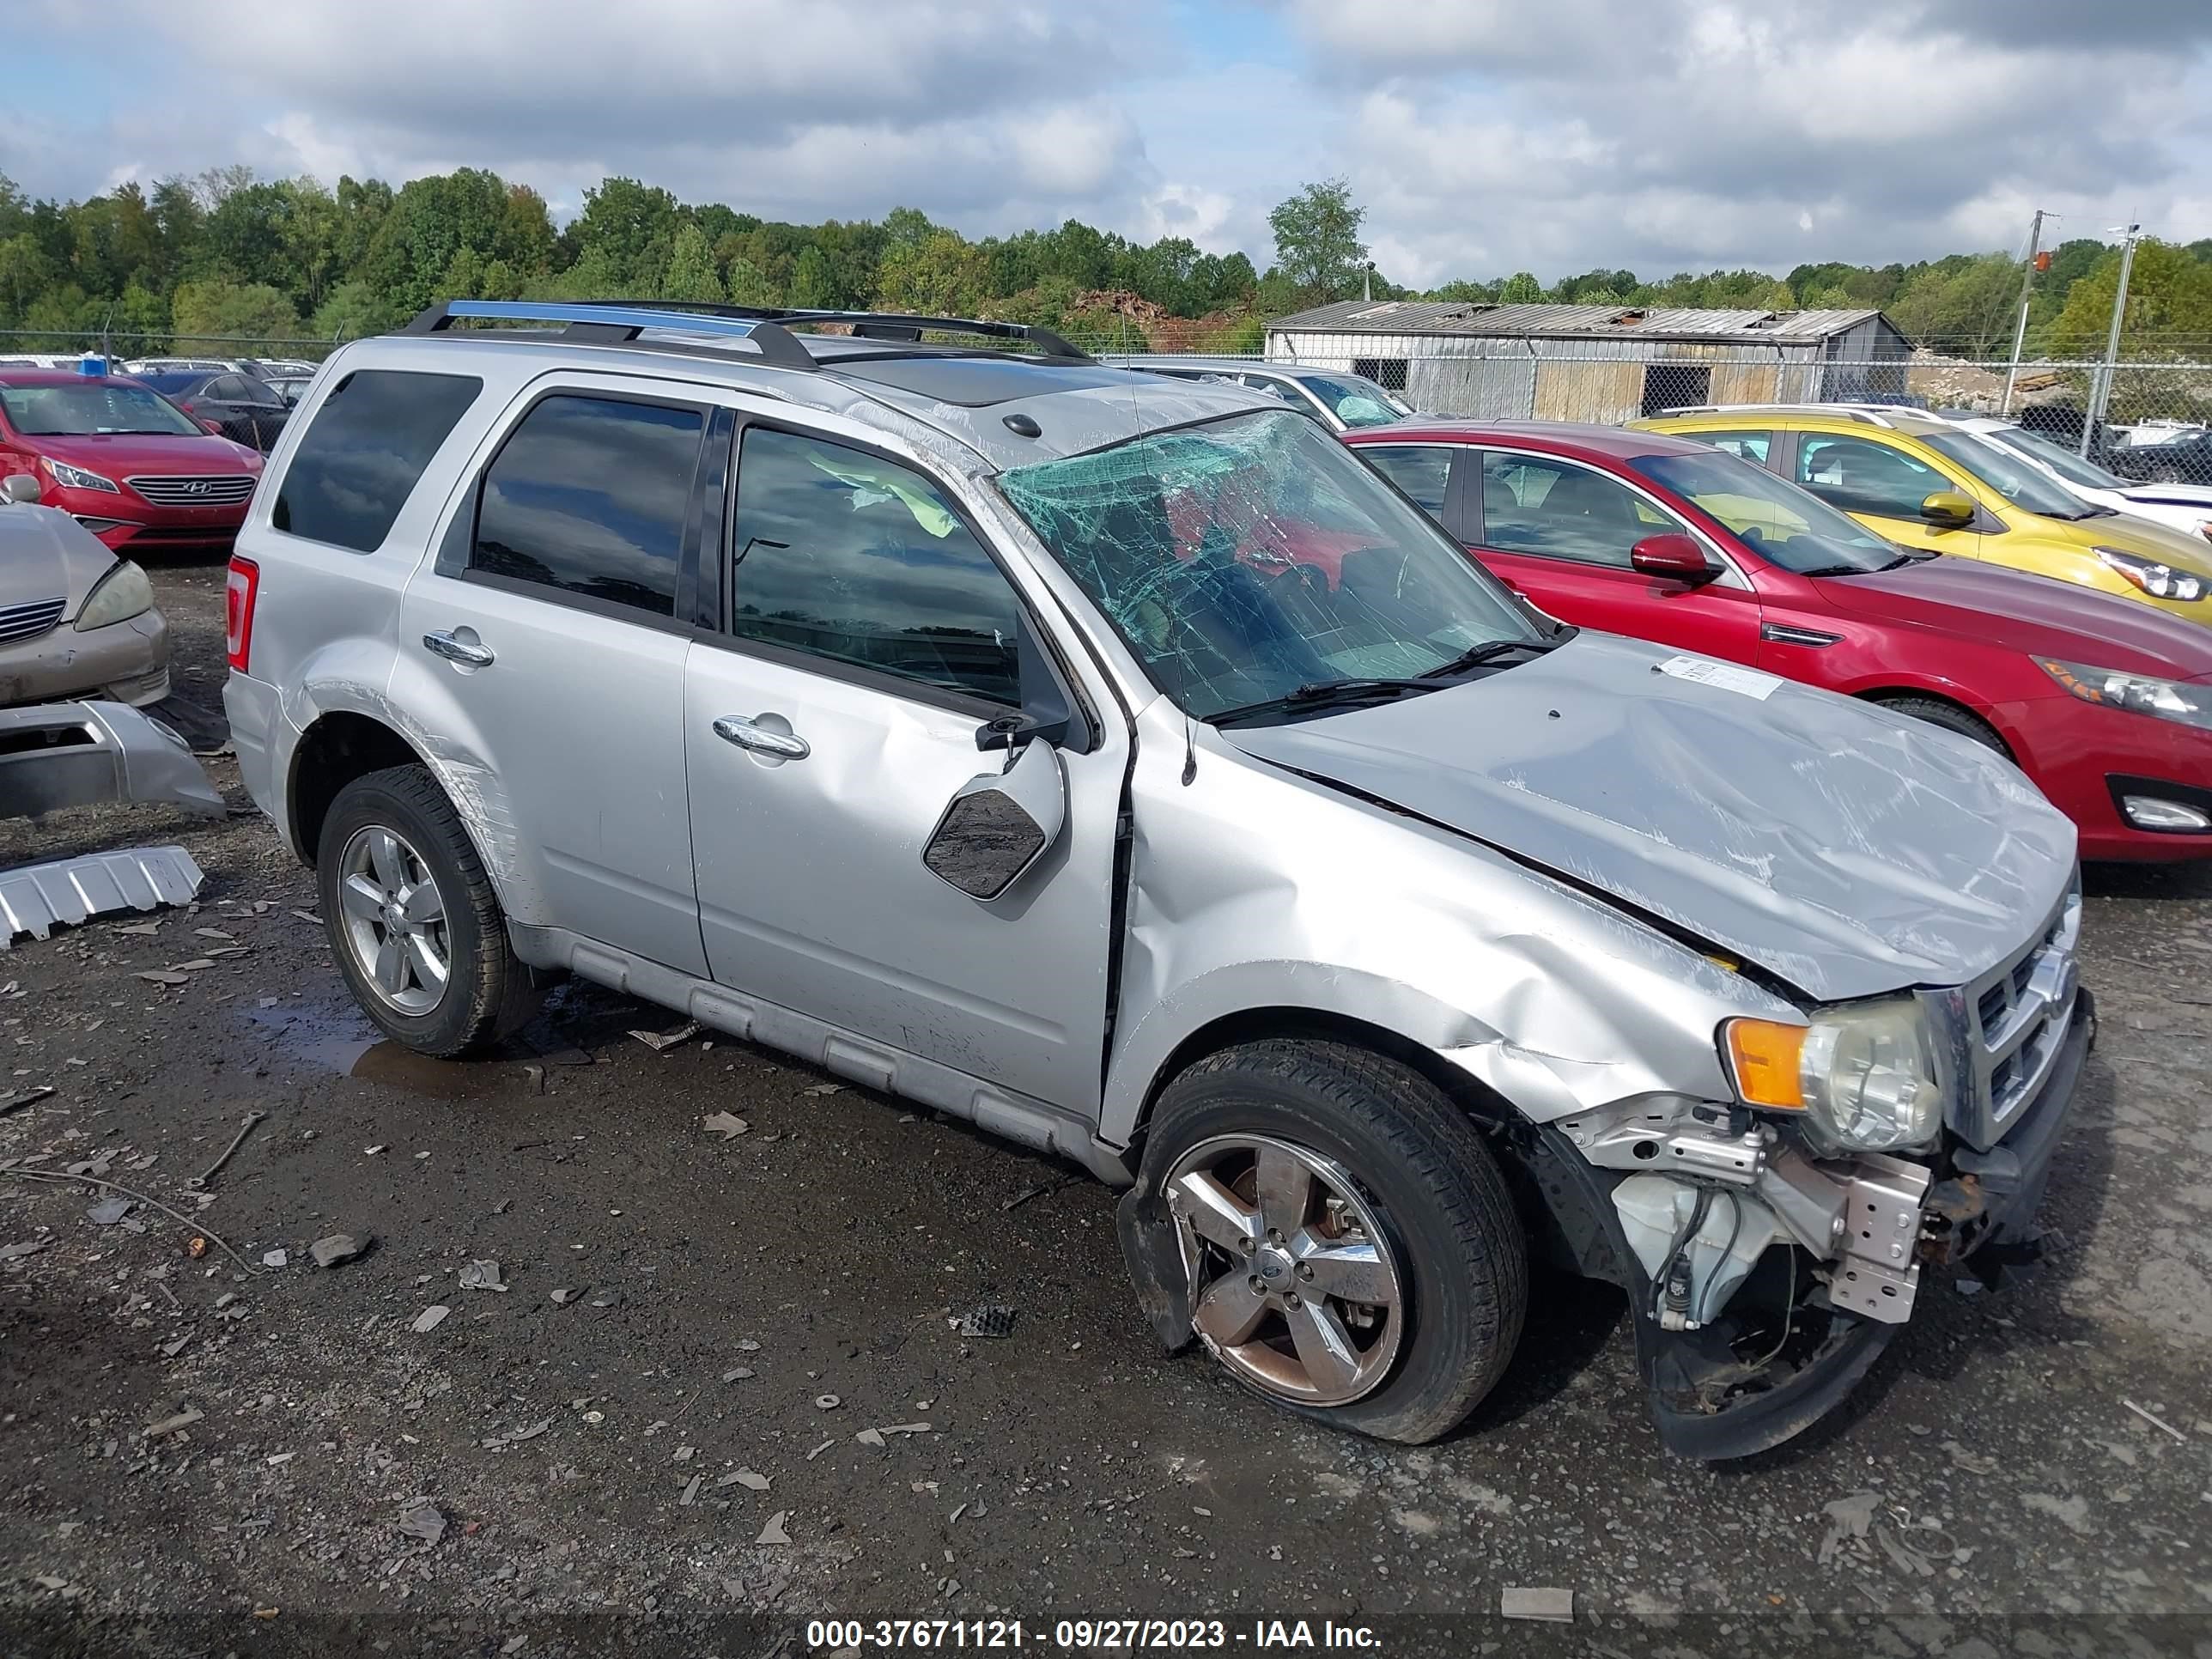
xmin=10 ymin=326 xmax=2208 ymax=484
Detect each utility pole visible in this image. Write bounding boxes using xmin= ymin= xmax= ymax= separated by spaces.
xmin=1999 ymin=208 xmax=2046 ymax=416
xmin=2081 ymin=223 xmax=2140 ymax=458
xmin=1362 ymin=261 xmax=1374 ymax=304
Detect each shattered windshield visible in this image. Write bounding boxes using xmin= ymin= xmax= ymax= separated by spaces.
xmin=998 ymin=410 xmax=1542 ymax=720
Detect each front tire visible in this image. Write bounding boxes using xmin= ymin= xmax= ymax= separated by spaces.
xmin=1139 ymin=1040 xmax=1527 ymax=1443
xmin=317 ymin=763 xmax=534 ymax=1058
xmin=1873 ymin=695 xmax=2010 ymax=761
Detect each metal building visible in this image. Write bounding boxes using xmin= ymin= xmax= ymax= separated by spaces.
xmin=1263 ymin=301 xmax=1911 ymax=422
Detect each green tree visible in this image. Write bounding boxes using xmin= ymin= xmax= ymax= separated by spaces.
xmin=2046 ymin=240 xmax=2212 ymax=359
xmin=882 ymin=205 xmax=935 ymax=250
xmin=0 ymin=233 xmax=57 ymax=325
xmin=875 ymin=229 xmax=990 ymax=316
xmin=569 ymin=176 xmax=682 ymax=293
xmin=1497 ymin=271 xmax=1542 ymax=304
xmin=724 ymin=255 xmax=779 ymax=307
xmin=659 ymin=222 xmax=726 ymax=303
xmin=1887 ymin=252 xmax=2023 ymax=352
xmin=787 ymin=244 xmax=836 ymax=308
xmin=309 ymin=279 xmax=395 ymax=339
xmin=1267 ymin=179 xmax=1368 ymax=306
xmin=170 ymin=277 xmax=301 ymax=341
xmin=363 ymin=168 xmax=515 ymax=314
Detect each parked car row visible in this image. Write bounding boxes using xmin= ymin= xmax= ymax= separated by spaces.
xmin=218 ymin=298 xmax=2092 ymax=1464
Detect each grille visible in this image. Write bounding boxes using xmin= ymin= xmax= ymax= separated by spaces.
xmin=1957 ymin=890 xmax=2080 ymax=1150
xmin=0 ymin=596 xmax=65 ymax=645
xmin=126 ymin=474 xmax=257 ymax=507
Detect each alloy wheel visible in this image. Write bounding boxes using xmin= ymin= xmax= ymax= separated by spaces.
xmin=1164 ymin=1133 xmax=1405 ymax=1406
xmin=336 ymin=824 xmax=450 ymax=1017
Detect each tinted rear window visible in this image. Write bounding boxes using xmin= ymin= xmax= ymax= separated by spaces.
xmin=272 ymin=369 xmax=483 ymax=552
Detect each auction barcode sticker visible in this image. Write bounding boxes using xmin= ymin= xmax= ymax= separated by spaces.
xmin=1656 ymin=654 xmax=1783 ymax=701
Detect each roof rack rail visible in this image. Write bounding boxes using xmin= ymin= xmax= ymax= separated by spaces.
xmin=404 ymin=298 xmax=1094 ymax=368
xmin=1657 ymin=401 xmax=1907 ymax=427
xmin=404 ymin=299 xmax=820 ymax=371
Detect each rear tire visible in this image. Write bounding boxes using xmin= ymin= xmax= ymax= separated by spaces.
xmin=1873 ymin=695 xmax=2010 ymax=761
xmin=1138 ymin=1039 xmax=1527 ymax=1444
xmin=317 ymin=763 xmax=535 ymax=1058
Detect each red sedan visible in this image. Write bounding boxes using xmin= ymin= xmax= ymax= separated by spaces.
xmin=1342 ymin=421 xmax=2212 ymax=861
xmin=0 ymin=369 xmax=264 ymax=559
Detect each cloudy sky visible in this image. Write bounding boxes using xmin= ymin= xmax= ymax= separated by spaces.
xmin=4 ymin=0 xmax=2210 ymax=286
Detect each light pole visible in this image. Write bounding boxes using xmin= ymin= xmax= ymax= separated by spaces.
xmin=2082 ymin=223 xmax=2140 ymax=459
xmin=2000 ymin=208 xmax=2047 ymax=416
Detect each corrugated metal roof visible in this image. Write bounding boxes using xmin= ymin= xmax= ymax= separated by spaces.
xmin=1267 ymin=298 xmax=1890 ymax=344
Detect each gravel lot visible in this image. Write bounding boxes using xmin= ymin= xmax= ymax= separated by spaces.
xmin=1 ymin=562 xmax=2208 ymax=1656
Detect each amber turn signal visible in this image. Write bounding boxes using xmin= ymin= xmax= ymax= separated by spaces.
xmin=1722 ymin=1018 xmax=1808 ymax=1110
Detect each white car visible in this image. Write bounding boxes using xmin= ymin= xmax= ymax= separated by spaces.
xmin=1941 ymin=416 xmax=2212 ymax=548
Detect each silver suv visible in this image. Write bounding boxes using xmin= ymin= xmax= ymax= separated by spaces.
xmin=225 ymin=300 xmax=2090 ymax=1457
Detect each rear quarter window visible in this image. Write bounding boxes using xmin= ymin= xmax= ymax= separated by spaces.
xmin=271 ymin=369 xmax=483 ymax=552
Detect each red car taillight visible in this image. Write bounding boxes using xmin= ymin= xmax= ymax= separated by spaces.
xmin=225 ymin=555 xmax=258 ymax=672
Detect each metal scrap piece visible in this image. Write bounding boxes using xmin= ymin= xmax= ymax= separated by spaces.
xmin=0 ymin=701 xmax=224 ymax=823
xmin=2 ymin=847 xmax=206 ymax=951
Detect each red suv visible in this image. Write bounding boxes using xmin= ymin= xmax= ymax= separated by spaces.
xmin=1344 ymin=421 xmax=2212 ymax=860
xmin=0 ymin=369 xmax=264 ymax=558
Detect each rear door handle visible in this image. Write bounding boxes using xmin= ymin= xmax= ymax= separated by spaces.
xmin=713 ymin=714 xmax=810 ymax=760
xmin=422 ymin=629 xmax=495 ymax=669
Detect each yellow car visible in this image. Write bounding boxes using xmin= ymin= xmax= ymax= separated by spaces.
xmin=1632 ymin=406 xmax=2212 ymax=623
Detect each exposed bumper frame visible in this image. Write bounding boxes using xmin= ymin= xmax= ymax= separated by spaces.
xmin=0 ymin=700 xmax=224 ymax=822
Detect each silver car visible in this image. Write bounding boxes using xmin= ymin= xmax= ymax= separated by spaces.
xmin=1100 ymin=355 xmax=1412 ymax=432
xmin=224 ymin=301 xmax=2089 ymax=1457
xmin=0 ymin=481 xmax=170 ymax=707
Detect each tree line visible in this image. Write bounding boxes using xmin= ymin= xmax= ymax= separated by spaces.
xmin=2 ymin=167 xmax=2208 ymax=359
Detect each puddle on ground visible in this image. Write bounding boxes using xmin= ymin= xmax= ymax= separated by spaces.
xmin=240 ymin=1002 xmax=505 ymax=1100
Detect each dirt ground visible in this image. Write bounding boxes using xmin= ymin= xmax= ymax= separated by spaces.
xmin=1 ymin=562 xmax=2209 ymax=1658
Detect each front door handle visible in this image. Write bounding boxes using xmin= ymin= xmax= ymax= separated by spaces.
xmin=713 ymin=714 xmax=810 ymax=760
xmin=422 ymin=629 xmax=495 ymax=669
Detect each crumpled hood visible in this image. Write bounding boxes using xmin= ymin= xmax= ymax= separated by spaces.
xmin=1226 ymin=632 xmax=2078 ymax=1003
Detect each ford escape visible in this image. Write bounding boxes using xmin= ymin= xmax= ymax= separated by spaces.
xmin=225 ymin=301 xmax=2093 ymax=1457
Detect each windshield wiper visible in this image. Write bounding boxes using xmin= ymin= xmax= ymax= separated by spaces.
xmin=1419 ymin=635 xmax=1561 ymax=679
xmin=1209 ymin=678 xmax=1443 ymax=726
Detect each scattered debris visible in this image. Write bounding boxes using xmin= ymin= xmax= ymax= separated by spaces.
xmin=882 ymin=1422 xmax=932 ymax=1436
xmin=0 ymin=1085 xmax=54 ymax=1116
xmin=702 ymin=1110 xmax=750 ymax=1140
xmin=143 ymin=1407 xmax=203 ymax=1438
xmin=0 ymin=1238 xmax=48 ymax=1261
xmin=632 ymin=1021 xmax=702 ymax=1053
xmin=2123 ymin=1398 xmax=2190 ymax=1443
xmin=193 ymin=927 xmax=234 ymax=940
xmin=159 ymin=1334 xmax=191 ymax=1358
xmin=724 ymin=1469 xmax=771 ymax=1492
xmin=135 ymin=971 xmax=191 ymax=988
xmin=411 ymin=1305 xmax=451 ymax=1334
xmin=261 ymin=1248 xmax=289 ymax=1268
xmin=721 ymin=1367 xmax=755 ymax=1382
xmin=524 ymin=1064 xmax=545 ymax=1097
xmin=805 ymin=1438 xmax=835 ymax=1462
xmin=310 ymin=1232 xmax=371 ymax=1269
xmin=550 ymin=1288 xmax=579 ymax=1305
xmin=814 ymin=1394 xmax=842 ymax=1411
xmin=949 ymin=1501 xmax=968 ymax=1525
xmin=856 ymin=1428 xmax=885 ymax=1448
xmin=186 ymin=1237 xmax=207 ymax=1259
xmin=186 ymin=1109 xmax=266 ymax=1188
xmin=1942 ymin=1441 xmax=2000 ymax=1475
xmin=1501 ymin=1588 xmax=1574 ymax=1624
xmin=953 ymin=1303 xmax=1017 ymax=1339
xmin=112 ymin=922 xmax=161 ymax=936
xmin=802 ymin=1082 xmax=842 ymax=1097
xmin=1819 ymin=1492 xmax=1881 ymax=1565
xmin=756 ymin=1510 xmax=791 ymax=1545
xmin=679 ymin=1473 xmax=703 ymax=1506
xmin=1001 ymin=1176 xmax=1076 ymax=1212
xmin=397 ymin=1499 xmax=447 ymax=1546
xmin=87 ymin=1195 xmax=135 ymax=1226
xmin=459 ymin=1259 xmax=508 ymax=1293
xmin=289 ymin=909 xmax=320 ymax=925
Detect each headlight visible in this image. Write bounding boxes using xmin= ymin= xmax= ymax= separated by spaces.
xmin=2094 ymin=545 xmax=2206 ymax=601
xmin=75 ymin=560 xmax=154 ymax=630
xmin=40 ymin=457 xmax=119 ymax=494
xmin=1723 ymin=995 xmax=1943 ymax=1152
xmin=2036 ymin=656 xmax=2212 ymax=732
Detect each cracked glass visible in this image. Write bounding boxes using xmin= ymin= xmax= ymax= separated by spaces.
xmin=999 ymin=410 xmax=1540 ymax=720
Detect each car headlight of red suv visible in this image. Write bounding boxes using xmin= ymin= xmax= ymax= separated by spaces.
xmin=2037 ymin=657 xmax=2212 ymax=731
